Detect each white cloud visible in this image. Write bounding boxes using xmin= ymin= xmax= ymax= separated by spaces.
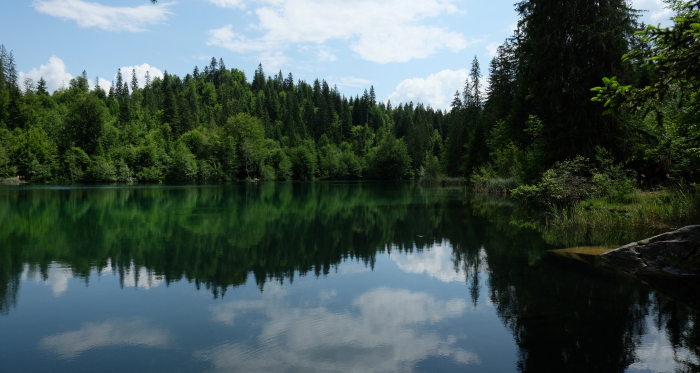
xmin=39 ymin=319 xmax=169 ymax=358
xmin=317 ymin=48 xmax=336 ymax=62
xmin=209 ymin=0 xmax=246 ymax=9
xmin=94 ymin=77 xmax=113 ymax=93
xmin=386 ymin=68 xmax=469 ymax=109
xmin=631 ymin=0 xmax=673 ymax=24
xmin=486 ymin=42 xmax=500 ymax=58
xmin=116 ymin=63 xmax=164 ymax=90
xmin=330 ymin=76 xmax=371 ymax=88
xmin=33 ymin=0 xmax=174 ymax=32
xmin=207 ymin=0 xmax=468 ymax=65
xmin=18 ymin=56 xmax=74 ymax=94
xmin=200 ymin=287 xmax=476 ymax=372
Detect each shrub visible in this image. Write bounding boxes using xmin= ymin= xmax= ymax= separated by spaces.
xmin=169 ymin=142 xmax=199 ymax=181
xmin=63 ymin=147 xmax=91 ymax=182
xmin=260 ymin=165 xmax=276 ymax=181
xmin=86 ymin=156 xmax=117 ymax=181
xmin=512 ymin=148 xmax=636 ymax=205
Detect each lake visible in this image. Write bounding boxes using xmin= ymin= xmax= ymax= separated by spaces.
xmin=0 ymin=182 xmax=698 ymax=372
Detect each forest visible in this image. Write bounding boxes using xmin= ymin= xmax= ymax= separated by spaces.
xmin=0 ymin=0 xmax=699 ymax=199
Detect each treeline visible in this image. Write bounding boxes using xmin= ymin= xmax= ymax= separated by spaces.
xmin=0 ymin=47 xmax=455 ymax=182
xmin=1 ymin=0 xmax=698 ymax=185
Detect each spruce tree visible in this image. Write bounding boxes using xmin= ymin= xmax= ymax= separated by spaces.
xmin=470 ymin=56 xmax=482 ymax=109
xmin=131 ymin=68 xmax=139 ymax=92
xmin=510 ymin=0 xmax=635 ymax=161
xmin=81 ymin=70 xmax=89 ymax=91
xmin=115 ymin=69 xmax=124 ymax=101
xmin=6 ymin=51 xmax=17 ymax=87
xmin=37 ymin=77 xmax=48 ymax=95
xmin=252 ymin=64 xmax=265 ymax=92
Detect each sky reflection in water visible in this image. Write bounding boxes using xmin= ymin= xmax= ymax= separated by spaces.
xmin=0 ymin=183 xmax=698 ymax=372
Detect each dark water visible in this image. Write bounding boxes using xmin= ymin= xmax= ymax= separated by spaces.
xmin=0 ymin=183 xmax=698 ymax=372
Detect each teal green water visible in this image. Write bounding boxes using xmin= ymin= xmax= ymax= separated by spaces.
xmin=0 ymin=183 xmax=698 ymax=372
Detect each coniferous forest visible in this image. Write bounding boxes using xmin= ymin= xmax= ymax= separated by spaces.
xmin=0 ymin=0 xmax=699 ymax=193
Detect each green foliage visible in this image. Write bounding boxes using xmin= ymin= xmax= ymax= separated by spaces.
xmin=276 ymin=153 xmax=293 ymax=181
xmin=63 ymin=147 xmax=90 ymax=182
xmin=11 ymin=129 xmax=58 ymax=181
xmin=169 ymin=142 xmax=199 ymax=181
xmin=86 ymin=156 xmax=117 ymax=182
xmin=64 ymin=92 xmax=107 ymax=154
xmin=365 ymin=134 xmax=412 ymax=179
xmin=512 ymin=148 xmax=636 ymax=205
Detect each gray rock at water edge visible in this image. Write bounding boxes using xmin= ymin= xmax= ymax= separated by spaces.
xmin=601 ymin=225 xmax=700 ymax=276
xmin=601 ymin=226 xmax=700 ymax=310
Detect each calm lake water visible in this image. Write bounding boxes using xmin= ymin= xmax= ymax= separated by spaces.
xmin=0 ymin=182 xmax=698 ymax=372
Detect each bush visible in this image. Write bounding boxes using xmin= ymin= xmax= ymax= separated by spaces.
xmin=115 ymin=158 xmax=134 ymax=182
xmin=169 ymin=142 xmax=199 ymax=181
xmin=512 ymin=148 xmax=636 ymax=205
xmin=419 ymin=154 xmax=443 ymax=181
xmin=365 ymin=135 xmax=412 ymax=179
xmin=64 ymin=147 xmax=91 ymax=182
xmin=86 ymin=156 xmax=117 ymax=181
xmin=277 ymin=153 xmax=293 ymax=181
xmin=12 ymin=129 xmax=59 ymax=181
xmin=260 ymin=165 xmax=276 ymax=181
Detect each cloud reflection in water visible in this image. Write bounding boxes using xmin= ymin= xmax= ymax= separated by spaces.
xmin=39 ymin=319 xmax=169 ymax=359
xmin=202 ymin=287 xmax=477 ymax=372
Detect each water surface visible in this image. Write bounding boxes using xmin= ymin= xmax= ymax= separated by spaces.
xmin=0 ymin=183 xmax=698 ymax=372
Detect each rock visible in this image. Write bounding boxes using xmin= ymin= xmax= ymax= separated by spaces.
xmin=601 ymin=225 xmax=700 ymax=276
xmin=601 ymin=226 xmax=700 ymax=310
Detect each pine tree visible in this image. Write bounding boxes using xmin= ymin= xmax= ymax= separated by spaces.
xmin=144 ymin=71 xmax=151 ymax=88
xmin=462 ymin=78 xmax=472 ymax=109
xmin=81 ymin=70 xmax=89 ymax=91
xmin=0 ymin=44 xmax=7 ymax=93
xmin=452 ymin=91 xmax=462 ymax=110
xmin=369 ymin=86 xmax=376 ymax=106
xmin=115 ymin=69 xmax=124 ymax=101
xmin=6 ymin=51 xmax=17 ymax=87
xmin=470 ymin=56 xmax=482 ymax=109
xmin=510 ymin=0 xmax=635 ymax=161
xmin=284 ymin=72 xmax=294 ymax=91
xmin=37 ymin=77 xmax=48 ymax=95
xmin=252 ymin=64 xmax=266 ymax=92
xmin=131 ymin=68 xmax=139 ymax=92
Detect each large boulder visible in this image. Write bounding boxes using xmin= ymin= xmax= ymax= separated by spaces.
xmin=601 ymin=226 xmax=700 ymax=309
xmin=601 ymin=225 xmax=700 ymax=275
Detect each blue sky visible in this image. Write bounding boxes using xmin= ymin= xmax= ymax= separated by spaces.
xmin=4 ymin=0 xmax=673 ymax=109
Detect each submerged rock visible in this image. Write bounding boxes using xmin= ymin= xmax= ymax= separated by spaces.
xmin=601 ymin=226 xmax=700 ymax=309
xmin=601 ymin=225 xmax=700 ymax=275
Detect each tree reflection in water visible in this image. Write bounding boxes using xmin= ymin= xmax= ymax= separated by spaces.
xmin=0 ymin=183 xmax=698 ymax=371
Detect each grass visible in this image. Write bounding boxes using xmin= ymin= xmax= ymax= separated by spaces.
xmin=546 ymin=188 xmax=700 ymax=232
